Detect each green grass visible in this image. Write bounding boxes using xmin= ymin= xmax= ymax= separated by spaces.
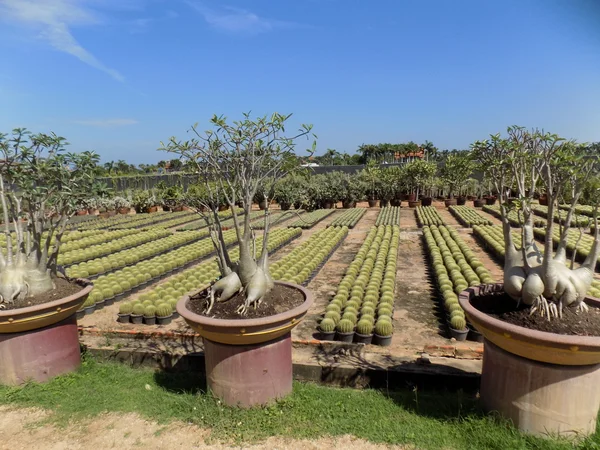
xmin=0 ymin=355 xmax=598 ymax=450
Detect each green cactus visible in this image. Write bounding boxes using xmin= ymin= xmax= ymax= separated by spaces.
xmin=319 ymin=317 xmax=336 ymax=332
xmin=341 ymin=312 xmax=357 ymax=323
xmin=360 ymin=313 xmax=375 ymax=324
xmin=450 ymin=315 xmax=467 ymax=330
xmin=119 ymin=302 xmax=133 ymax=315
xmin=324 ymin=311 xmax=341 ymax=323
xmin=143 ymin=305 xmax=157 ymax=318
xmin=83 ymin=296 xmax=95 ymax=307
xmin=375 ymin=320 xmax=393 ymax=337
xmin=356 ymin=319 xmax=374 ymax=335
xmin=336 ymin=318 xmax=355 ymax=333
xmin=156 ymin=303 xmax=172 ymax=318
xmin=450 ymin=309 xmax=465 ymax=319
xmin=325 ymin=303 xmax=341 ymax=313
xmin=360 ymin=306 xmax=375 ymax=317
xmin=132 ymin=303 xmax=145 ymax=316
xmin=448 ymin=303 xmax=464 ymax=314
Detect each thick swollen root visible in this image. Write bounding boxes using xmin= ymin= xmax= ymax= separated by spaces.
xmin=24 ymin=269 xmax=55 ymax=297
xmin=237 ymin=268 xmax=268 ymax=315
xmin=205 ymin=271 xmax=242 ymax=314
xmin=0 ymin=267 xmax=26 ymax=305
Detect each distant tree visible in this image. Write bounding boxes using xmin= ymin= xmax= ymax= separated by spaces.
xmin=168 ymin=159 xmax=183 ymax=172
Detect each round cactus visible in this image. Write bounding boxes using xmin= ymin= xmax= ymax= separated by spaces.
xmin=356 ymin=319 xmax=374 ymax=335
xmin=156 ymin=303 xmax=172 ymax=318
xmin=119 ymin=302 xmax=133 ymax=315
xmin=324 ymin=311 xmax=341 ymax=323
xmin=336 ymin=318 xmax=355 ymax=333
xmin=132 ymin=303 xmax=145 ymax=316
xmin=375 ymin=320 xmax=393 ymax=337
xmin=319 ymin=317 xmax=336 ymax=333
xmin=450 ymin=315 xmax=467 ymax=331
xmin=143 ymin=305 xmax=156 ymax=318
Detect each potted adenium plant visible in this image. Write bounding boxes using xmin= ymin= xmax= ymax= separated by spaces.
xmin=463 ymin=127 xmax=600 ymax=437
xmin=161 ymin=112 xmax=316 ymax=407
xmin=0 ymin=128 xmax=98 ymax=385
xmin=404 ymin=159 xmax=437 ymax=207
xmin=360 ymin=162 xmax=380 ymax=207
xmin=114 ymin=196 xmax=131 ymax=214
xmin=340 ymin=173 xmax=365 ymax=208
xmin=439 ymin=152 xmax=476 ymax=207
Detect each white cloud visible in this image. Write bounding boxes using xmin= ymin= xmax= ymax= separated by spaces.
xmin=187 ymin=2 xmax=300 ymax=35
xmin=73 ymin=118 xmax=139 ymax=127
xmin=0 ymin=0 xmax=124 ymax=82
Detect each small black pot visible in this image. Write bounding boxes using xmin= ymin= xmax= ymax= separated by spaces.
xmin=84 ymin=305 xmax=95 ymax=315
xmin=95 ymin=300 xmax=105 ymax=310
xmin=172 ymin=311 xmax=180 ymax=319
xmin=319 ymin=329 xmax=336 ymax=341
xmin=144 ymin=316 xmax=156 ymax=325
xmin=421 ymin=197 xmax=433 ymax=206
xmin=456 ymin=197 xmax=467 ymax=206
xmin=130 ymin=314 xmax=143 ymax=324
xmin=390 ymin=199 xmax=401 ymax=207
xmin=156 ymin=315 xmax=172 ymax=325
xmin=75 ymin=309 xmax=85 ymax=320
xmin=104 ymin=297 xmax=115 ymax=306
xmin=372 ymin=334 xmax=392 ymax=346
xmin=368 ymin=199 xmax=378 ymax=208
xmin=280 ymin=203 xmax=291 ymax=211
xmin=473 ymin=199 xmax=485 ymax=208
xmin=449 ymin=327 xmax=468 ymax=341
xmin=354 ymin=332 xmax=373 ymax=344
xmin=336 ymin=331 xmax=355 ymax=343
xmin=114 ymin=293 xmax=126 ymax=302
xmin=117 ymin=314 xmax=130 ymax=323
xmin=467 ymin=326 xmax=484 ymax=342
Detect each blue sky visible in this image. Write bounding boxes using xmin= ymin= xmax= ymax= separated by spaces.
xmin=1 ymin=0 xmax=599 ymax=164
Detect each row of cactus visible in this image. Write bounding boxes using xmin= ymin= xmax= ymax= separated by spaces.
xmin=288 ymin=209 xmax=335 ymax=229
xmin=423 ymin=225 xmax=494 ymax=332
xmin=66 ymin=229 xmax=215 ymax=278
xmin=176 ymin=208 xmax=247 ymax=231
xmin=482 ymin=205 xmax=545 ymax=227
xmin=319 ymin=225 xmax=399 ymax=340
xmin=58 ymin=228 xmax=171 ymax=266
xmin=415 ymin=206 xmax=445 ymax=227
xmin=271 ymin=226 xmax=348 ymax=286
xmin=375 ymin=206 xmax=400 ymax=226
xmin=327 ymin=208 xmax=366 ymax=228
xmin=448 ymin=205 xmax=492 ymax=227
xmin=531 ymin=204 xmax=590 ymax=228
xmin=76 ymin=211 xmax=171 ymax=231
xmin=111 ymin=211 xmax=196 ymax=230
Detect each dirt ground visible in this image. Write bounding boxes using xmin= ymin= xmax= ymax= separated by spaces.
xmin=0 ymin=406 xmax=406 ymax=450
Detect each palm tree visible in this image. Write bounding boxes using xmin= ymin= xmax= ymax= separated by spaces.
xmin=323 ymin=148 xmax=340 ymax=165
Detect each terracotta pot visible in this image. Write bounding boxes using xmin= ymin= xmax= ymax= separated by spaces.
xmin=485 ymin=196 xmax=497 ymax=206
xmin=459 ymin=284 xmax=600 ymax=437
xmin=421 ymin=197 xmax=433 ymax=206
xmin=0 ymin=279 xmax=93 ymax=385
xmin=146 ymin=206 xmax=159 ymax=213
xmin=171 ymin=205 xmax=184 ymax=212
xmin=342 ymin=200 xmax=355 ymax=209
xmin=258 ymin=200 xmax=268 ymax=211
xmin=76 ymin=209 xmax=88 ymax=216
xmin=473 ymin=199 xmax=485 ymax=208
xmin=106 ymin=210 xmax=117 ymax=217
xmin=368 ymin=199 xmax=378 ymax=208
xmin=408 ymin=200 xmax=421 ymax=208
xmin=177 ymin=281 xmax=313 ymax=407
xmin=117 ymin=207 xmax=130 ymax=214
xmin=218 ymin=205 xmax=229 ymax=212
xmin=539 ymin=195 xmax=548 ymax=206
xmin=407 ymin=193 xmax=416 ymax=202
xmin=456 ymin=197 xmax=467 ymax=206
xmin=87 ymin=208 xmax=99 ymax=215
xmin=390 ymin=199 xmax=401 ymax=207
xmin=445 ymin=198 xmax=457 ymax=207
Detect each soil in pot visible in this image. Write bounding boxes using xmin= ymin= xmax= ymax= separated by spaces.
xmin=471 ymin=292 xmax=600 ymax=336
xmin=3 ymin=277 xmax=85 ymax=310
xmin=188 ymin=284 xmax=304 ymax=320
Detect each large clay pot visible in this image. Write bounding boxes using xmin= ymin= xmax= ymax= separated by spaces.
xmin=459 ymin=284 xmax=600 ymax=437
xmin=390 ymin=199 xmax=401 ymax=207
xmin=0 ymin=279 xmax=93 ymax=385
xmin=485 ymin=196 xmax=497 ymax=206
xmin=456 ymin=197 xmax=467 ymax=206
xmin=408 ymin=200 xmax=421 ymax=208
xmin=218 ymin=204 xmax=229 ymax=212
xmin=117 ymin=207 xmax=130 ymax=214
xmin=172 ymin=205 xmax=184 ymax=212
xmin=445 ymin=198 xmax=457 ymax=207
xmin=342 ymin=200 xmax=355 ymax=209
xmin=280 ymin=202 xmax=291 ymax=211
xmin=473 ymin=199 xmax=485 ymax=208
xmin=421 ymin=197 xmax=433 ymax=206
xmin=368 ymin=199 xmax=378 ymax=208
xmin=407 ymin=193 xmax=416 ymax=202
xmin=293 ymin=201 xmax=301 ymax=210
xmin=76 ymin=209 xmax=88 ymax=216
xmin=146 ymin=206 xmax=159 ymax=213
xmin=322 ymin=201 xmax=333 ymax=209
xmin=539 ymin=195 xmax=548 ymax=206
xmin=379 ymin=199 xmax=390 ymax=207
xmin=177 ymin=281 xmax=313 ymax=407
